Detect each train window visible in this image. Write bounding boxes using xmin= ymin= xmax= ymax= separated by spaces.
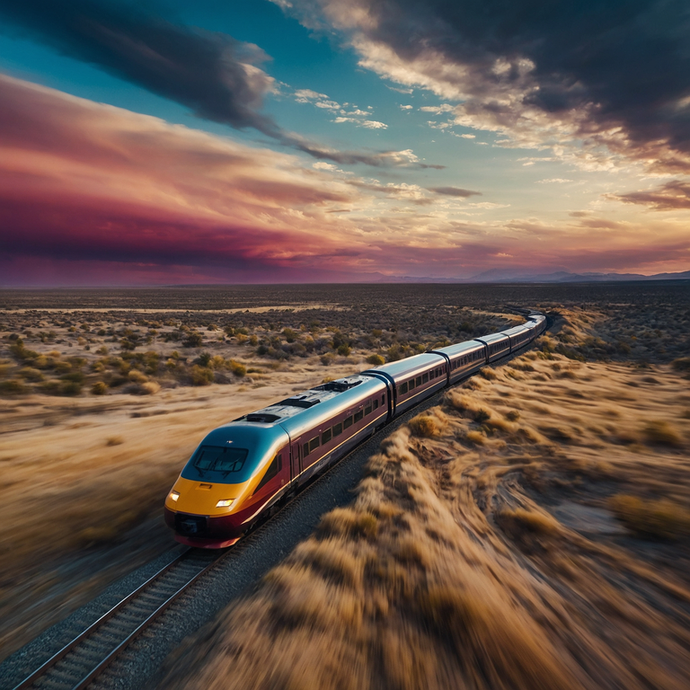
xmin=309 ymin=437 xmax=320 ymax=453
xmin=333 ymin=422 xmax=343 ymax=437
xmin=344 ymin=416 xmax=353 ymax=429
xmin=381 ymin=395 xmax=385 ymax=405
xmin=415 ymin=376 xmax=422 ymax=387
xmin=354 ymin=410 xmax=363 ymax=423
xmin=365 ymin=404 xmax=372 ymax=416
xmin=255 ymin=453 xmax=281 ymax=493
xmin=183 ymin=445 xmax=248 ymax=482
xmin=422 ymin=373 xmax=428 ymax=384
xmin=400 ymin=382 xmax=408 ymax=394
xmin=302 ymin=443 xmax=309 ymax=458
xmin=374 ymin=399 xmax=379 ymax=410
xmin=409 ymin=379 xmax=415 ymax=390
xmin=322 ymin=428 xmax=332 ymax=444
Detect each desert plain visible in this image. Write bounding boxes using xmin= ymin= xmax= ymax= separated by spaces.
xmin=1 ymin=282 xmax=689 ymax=690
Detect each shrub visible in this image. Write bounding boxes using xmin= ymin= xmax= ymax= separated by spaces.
xmin=480 ymin=366 xmax=497 ymax=380
xmin=190 ymin=365 xmax=213 ymax=386
xmin=183 ymin=332 xmax=204 ymax=348
xmin=643 ymin=420 xmax=683 ymax=447
xmin=0 ymin=379 xmax=26 ymax=394
xmin=140 ymin=381 xmax=161 ymax=395
xmin=40 ymin=380 xmax=61 ymax=394
xmin=228 ymin=360 xmax=246 ymax=377
xmin=61 ymin=381 xmax=82 ymax=396
xmin=317 ymin=508 xmax=378 ymax=540
xmin=499 ymin=508 xmax=561 ymax=538
xmin=474 ymin=408 xmax=491 ymax=423
xmin=128 ymin=369 xmax=148 ymax=384
xmin=106 ymin=436 xmax=124 ymax=446
xmin=465 ymin=430 xmax=485 ymax=445
xmin=506 ymin=410 xmax=520 ymax=421
xmin=408 ymin=414 xmax=439 ymax=438
xmin=197 ymin=351 xmax=212 ymax=367
xmin=609 ymin=494 xmax=690 ymax=540
xmin=366 ymin=354 xmax=385 ymax=366
xmin=337 ymin=344 xmax=351 ymax=357
xmin=91 ymin=381 xmax=107 ymax=395
xmin=19 ymin=367 xmax=44 ymax=382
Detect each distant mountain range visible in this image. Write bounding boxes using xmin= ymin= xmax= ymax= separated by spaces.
xmin=466 ymin=269 xmax=690 ymax=283
xmin=373 ymin=269 xmax=690 ymax=284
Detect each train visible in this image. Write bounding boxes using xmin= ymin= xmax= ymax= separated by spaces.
xmin=164 ymin=312 xmax=547 ymax=548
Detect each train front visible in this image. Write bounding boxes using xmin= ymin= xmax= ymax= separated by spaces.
xmin=164 ymin=423 xmax=288 ymax=548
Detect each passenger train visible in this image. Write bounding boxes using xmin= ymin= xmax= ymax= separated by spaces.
xmin=164 ymin=312 xmax=547 ymax=548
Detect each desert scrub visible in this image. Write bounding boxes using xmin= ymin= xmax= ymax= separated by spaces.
xmin=643 ymin=420 xmax=683 ymax=447
xmin=498 ymin=507 xmax=561 ymax=538
xmin=609 ymin=494 xmax=690 ymax=540
xmin=366 ymin=353 xmax=385 ymax=366
xmin=317 ymin=507 xmax=378 ymax=541
xmin=408 ymin=413 xmax=441 ymax=438
xmin=190 ymin=365 xmax=213 ymax=386
xmin=480 ymin=366 xmax=498 ymax=380
xmin=91 ymin=381 xmax=107 ymax=395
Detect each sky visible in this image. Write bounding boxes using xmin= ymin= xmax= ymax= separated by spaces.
xmin=0 ymin=0 xmax=689 ymax=285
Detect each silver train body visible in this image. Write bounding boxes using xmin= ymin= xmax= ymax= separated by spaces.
xmin=165 ymin=312 xmax=547 ymax=547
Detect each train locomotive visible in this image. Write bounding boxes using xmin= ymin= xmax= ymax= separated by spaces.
xmin=164 ymin=312 xmax=547 ymax=548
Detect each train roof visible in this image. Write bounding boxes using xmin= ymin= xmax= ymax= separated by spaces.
xmin=198 ymin=423 xmax=289 ymax=461
xmin=474 ymin=332 xmax=510 ymax=344
xmin=431 ymin=339 xmax=485 ymax=358
xmin=501 ymin=324 xmax=530 ymax=337
xmin=226 ymin=374 xmax=385 ymax=438
xmin=363 ymin=351 xmax=446 ymax=380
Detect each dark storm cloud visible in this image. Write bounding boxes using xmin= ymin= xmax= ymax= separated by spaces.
xmin=0 ymin=0 xmax=436 ymax=169
xmin=607 ymin=180 xmax=690 ymax=210
xmin=287 ymin=0 xmax=690 ymax=169
xmin=429 ymin=186 xmax=481 ymax=198
xmin=0 ymin=0 xmax=279 ymax=133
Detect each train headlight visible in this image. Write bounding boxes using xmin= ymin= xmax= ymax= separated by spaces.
xmin=216 ymin=499 xmax=234 ymax=508
xmin=169 ymin=490 xmax=180 ymax=502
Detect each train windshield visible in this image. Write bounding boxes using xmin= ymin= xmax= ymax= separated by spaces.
xmin=181 ymin=445 xmax=250 ymax=483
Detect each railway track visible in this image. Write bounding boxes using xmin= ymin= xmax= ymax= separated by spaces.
xmin=12 ymin=549 xmax=222 ymax=690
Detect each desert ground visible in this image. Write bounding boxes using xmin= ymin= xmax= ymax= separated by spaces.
xmin=1 ymin=283 xmax=689 ymax=687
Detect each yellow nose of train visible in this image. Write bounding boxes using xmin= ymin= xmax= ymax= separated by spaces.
xmin=164 ymin=423 xmax=290 ymax=548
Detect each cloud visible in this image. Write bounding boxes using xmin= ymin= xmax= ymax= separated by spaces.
xmin=429 ymin=186 xmax=482 ymax=198
xmin=400 ymin=104 xmax=413 ymax=110
xmin=0 ymin=0 xmax=437 ymax=169
xmin=0 ymin=0 xmax=279 ymax=133
xmin=333 ymin=116 xmax=388 ymax=129
xmin=537 ymin=178 xmax=573 ymax=184
xmin=606 ymin=180 xmax=690 ymax=211
xmin=0 ymin=74 xmax=369 ymax=280
xmin=279 ymin=0 xmax=690 ymax=174
xmin=2 ymin=74 xmax=687 ymax=284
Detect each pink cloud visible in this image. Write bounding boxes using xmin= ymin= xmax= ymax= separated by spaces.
xmin=0 ymin=74 xmax=688 ymax=285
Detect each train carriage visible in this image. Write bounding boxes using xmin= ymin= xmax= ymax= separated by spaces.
xmin=431 ymin=339 xmax=486 ymax=384
xmin=474 ymin=332 xmax=511 ymax=363
xmin=501 ymin=324 xmax=532 ymax=353
xmin=363 ymin=352 xmax=448 ymax=416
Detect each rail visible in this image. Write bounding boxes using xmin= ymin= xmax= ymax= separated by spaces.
xmin=12 ymin=548 xmax=222 ymax=690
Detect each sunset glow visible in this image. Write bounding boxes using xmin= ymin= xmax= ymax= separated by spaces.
xmin=1 ymin=0 xmax=689 ymax=284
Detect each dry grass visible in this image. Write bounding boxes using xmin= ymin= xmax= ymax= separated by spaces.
xmin=609 ymin=495 xmax=690 ymax=540
xmin=163 ymin=346 xmax=690 ymax=690
xmin=643 ymin=420 xmax=683 ymax=447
